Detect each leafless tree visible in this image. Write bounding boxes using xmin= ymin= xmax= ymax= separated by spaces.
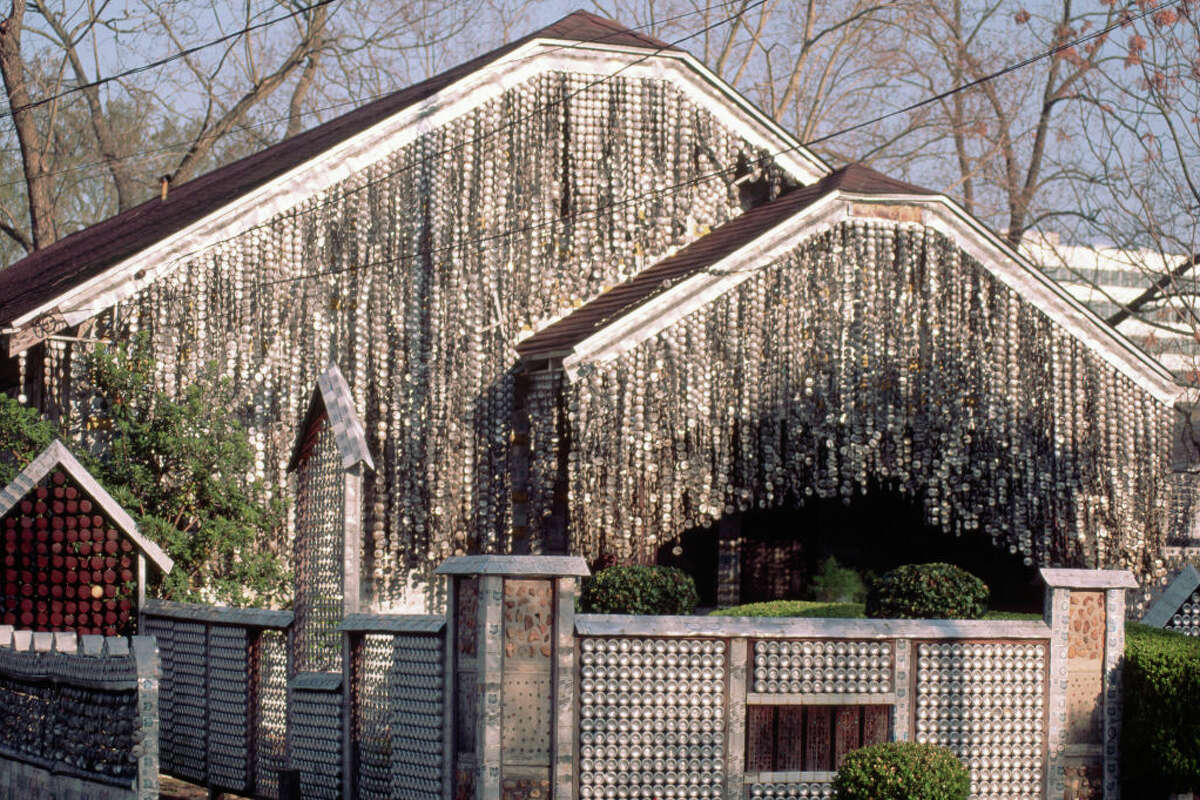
xmin=0 ymin=0 xmax=497 ymax=266
xmin=591 ymin=0 xmax=918 ymax=166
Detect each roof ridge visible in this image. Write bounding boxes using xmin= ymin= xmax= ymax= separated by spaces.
xmin=0 ymin=9 xmax=674 ymax=329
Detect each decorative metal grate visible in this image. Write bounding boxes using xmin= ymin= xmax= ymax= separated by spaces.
xmin=145 ymin=616 xmax=208 ymax=784
xmin=255 ymin=629 xmax=289 ymax=800
xmin=294 ymin=417 xmax=345 ymax=672
xmin=355 ymin=633 xmax=396 ymax=800
xmin=578 ymin=637 xmax=726 ymax=800
xmin=915 ymin=642 xmax=1046 ymax=800
xmin=752 ymin=640 xmax=891 ymax=694
xmin=748 ymin=781 xmax=834 ymax=799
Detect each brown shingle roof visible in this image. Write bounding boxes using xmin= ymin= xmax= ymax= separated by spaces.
xmin=515 ymin=163 xmax=936 ymax=358
xmin=0 ymin=11 xmax=676 ymax=329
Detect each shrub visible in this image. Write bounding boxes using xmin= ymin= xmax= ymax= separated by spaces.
xmin=865 ymin=562 xmax=988 ymax=619
xmin=834 ymin=741 xmax=970 ymax=800
xmin=1122 ymin=623 xmax=1200 ymax=794
xmin=0 ymin=339 xmax=288 ymax=606
xmin=810 ymin=557 xmax=867 ymax=603
xmin=579 ymin=565 xmax=699 ymax=615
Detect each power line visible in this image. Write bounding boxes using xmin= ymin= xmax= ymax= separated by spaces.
xmin=805 ymin=1 xmax=1167 ymax=147
xmin=33 ymin=0 xmax=1178 ymax=319
xmin=0 ymin=0 xmax=337 ymax=123
xmin=0 ymin=2 xmax=756 ymax=186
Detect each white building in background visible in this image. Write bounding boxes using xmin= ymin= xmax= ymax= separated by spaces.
xmin=1024 ymin=231 xmax=1198 ymax=381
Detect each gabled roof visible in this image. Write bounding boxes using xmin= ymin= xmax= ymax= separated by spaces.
xmin=518 ymin=163 xmax=1184 ymax=406
xmin=516 ymin=165 xmax=932 ymax=358
xmin=0 ymin=440 xmax=173 ymax=573
xmin=0 ymin=10 xmax=828 ymax=345
xmin=287 ymin=362 xmax=375 ymax=473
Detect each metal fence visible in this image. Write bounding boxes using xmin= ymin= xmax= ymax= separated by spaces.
xmin=141 ymin=599 xmax=292 ymax=799
xmin=0 ymin=626 xmax=159 ymax=799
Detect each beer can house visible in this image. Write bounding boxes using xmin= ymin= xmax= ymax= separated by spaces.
xmin=0 ymin=440 xmax=173 ymax=635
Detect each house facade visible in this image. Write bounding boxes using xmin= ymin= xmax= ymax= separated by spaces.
xmin=0 ymin=12 xmax=1192 ymax=611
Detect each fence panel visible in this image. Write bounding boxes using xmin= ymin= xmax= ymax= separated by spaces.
xmin=0 ymin=626 xmax=159 ymax=799
xmin=142 ymin=599 xmax=292 ymax=799
xmin=576 ymin=615 xmax=1055 ymax=800
xmin=344 ymin=614 xmax=447 ymax=800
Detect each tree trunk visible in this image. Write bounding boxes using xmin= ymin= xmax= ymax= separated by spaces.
xmin=0 ymin=0 xmax=55 ymax=249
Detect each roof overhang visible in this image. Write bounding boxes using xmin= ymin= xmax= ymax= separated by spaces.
xmin=2 ymin=38 xmax=828 ymax=350
xmin=557 ymin=192 xmax=1185 ymax=406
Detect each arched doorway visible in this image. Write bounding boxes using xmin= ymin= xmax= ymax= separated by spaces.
xmin=659 ymin=484 xmax=1043 ymax=612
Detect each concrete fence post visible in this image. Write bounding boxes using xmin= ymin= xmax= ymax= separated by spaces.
xmin=1040 ymin=568 xmax=1137 ymax=800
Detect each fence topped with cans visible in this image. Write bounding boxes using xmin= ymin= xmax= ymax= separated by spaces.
xmin=0 ymin=624 xmax=160 ymax=799
xmin=137 ymin=556 xmax=1132 ymax=800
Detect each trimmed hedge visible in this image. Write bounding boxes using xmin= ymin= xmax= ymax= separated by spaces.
xmin=710 ymin=600 xmax=865 ymax=618
xmin=834 ymin=741 xmax=970 ymax=800
xmin=1122 ymin=623 xmax=1200 ymax=794
xmin=865 ymin=562 xmax=988 ymax=619
xmin=579 ymin=565 xmax=699 ymax=615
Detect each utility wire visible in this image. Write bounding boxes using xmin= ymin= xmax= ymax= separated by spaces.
xmin=0 ymin=0 xmax=338 ymax=122
xmin=26 ymin=0 xmax=1177 ymax=318
xmin=805 ymin=2 xmax=1165 ymax=146
xmin=0 ymin=0 xmax=755 ymax=182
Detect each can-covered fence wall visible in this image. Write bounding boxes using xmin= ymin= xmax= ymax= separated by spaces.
xmin=574 ymin=616 xmax=1051 ymax=800
xmin=342 ymin=614 xmax=448 ymax=800
xmin=441 ymin=559 xmax=1131 ymax=800
xmin=140 ymin=599 xmax=291 ymax=799
xmin=0 ymin=625 xmax=159 ymax=799
xmin=143 ymin=557 xmax=1131 ymax=800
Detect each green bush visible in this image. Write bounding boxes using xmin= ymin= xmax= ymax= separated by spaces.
xmin=810 ymin=557 xmax=868 ymax=603
xmin=1122 ymin=623 xmax=1200 ymax=794
xmin=579 ymin=565 xmax=699 ymax=615
xmin=710 ymin=600 xmax=865 ymax=618
xmin=865 ymin=562 xmax=988 ymax=619
xmin=834 ymin=741 xmax=970 ymax=800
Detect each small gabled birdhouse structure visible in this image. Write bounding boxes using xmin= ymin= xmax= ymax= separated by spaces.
xmin=0 ymin=440 xmax=173 ymax=636
xmin=1142 ymin=565 xmax=1200 ymax=634
xmin=288 ymin=362 xmax=374 ymax=673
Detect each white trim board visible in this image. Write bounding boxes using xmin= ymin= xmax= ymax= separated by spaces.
xmin=562 ymin=192 xmax=1183 ymax=406
xmin=5 ymin=39 xmax=828 ymax=338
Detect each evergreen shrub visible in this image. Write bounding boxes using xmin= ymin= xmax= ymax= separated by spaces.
xmin=865 ymin=562 xmax=988 ymax=619
xmin=579 ymin=565 xmax=699 ymax=615
xmin=833 ymin=741 xmax=970 ymax=800
xmin=1122 ymin=623 xmax=1200 ymax=794
xmin=810 ymin=556 xmax=868 ymax=603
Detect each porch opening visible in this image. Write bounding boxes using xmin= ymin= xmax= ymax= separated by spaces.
xmin=658 ymin=485 xmax=1042 ymax=613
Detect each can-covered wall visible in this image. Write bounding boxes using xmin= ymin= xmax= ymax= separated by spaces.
xmin=342 ymin=614 xmax=447 ymax=800
xmin=0 ymin=626 xmax=159 ymax=799
xmin=141 ymin=599 xmax=292 ymax=799
xmin=137 ymin=557 xmax=1130 ymax=800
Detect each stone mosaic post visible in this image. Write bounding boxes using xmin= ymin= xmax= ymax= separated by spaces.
xmin=436 ymin=555 xmax=589 ymax=800
xmin=1040 ymin=568 xmax=1136 ymax=800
